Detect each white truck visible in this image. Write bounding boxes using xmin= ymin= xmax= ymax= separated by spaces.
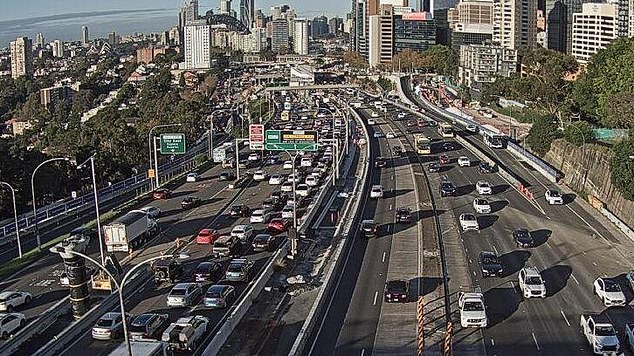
xmin=108 ymin=340 xmax=171 ymax=356
xmin=213 ymin=146 xmax=232 ymax=163
xmin=458 ymin=292 xmax=488 ymax=328
xmin=103 ymin=211 xmax=158 ymax=253
xmin=580 ymin=314 xmax=621 ymax=355
xmin=161 ymin=315 xmax=209 ymax=351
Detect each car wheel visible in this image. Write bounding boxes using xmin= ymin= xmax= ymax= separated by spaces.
xmin=19 ymin=320 xmax=25 ymax=328
xmin=24 ymin=296 xmax=31 ymax=304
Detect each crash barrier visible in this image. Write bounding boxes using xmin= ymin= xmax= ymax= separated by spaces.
xmin=0 ymin=296 xmax=70 ymax=356
xmin=587 ymin=195 xmax=634 ymax=241
xmin=202 ymin=172 xmax=341 ymax=355
xmin=288 ymin=105 xmax=371 ymax=356
xmin=33 ymin=270 xmax=148 ymax=356
xmin=417 ymin=296 xmax=424 ymax=356
xmin=506 ymin=141 xmax=560 ymax=183
xmin=517 ymin=184 xmax=535 ymax=201
xmin=0 ymin=134 xmax=228 ymax=245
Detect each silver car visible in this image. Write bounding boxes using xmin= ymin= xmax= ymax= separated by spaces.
xmin=167 ymin=283 xmax=202 ymax=307
xmin=92 ymin=312 xmax=127 ymax=340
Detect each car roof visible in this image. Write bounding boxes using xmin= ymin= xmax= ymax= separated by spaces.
xmin=173 ymin=283 xmax=195 ymax=289
xmin=522 ymin=267 xmax=541 ymax=276
xmin=362 ymin=219 xmax=375 ymax=224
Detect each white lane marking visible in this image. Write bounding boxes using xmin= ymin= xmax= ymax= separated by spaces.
xmin=361 ymin=349 xmax=366 ymax=356
xmin=571 ymin=273 xmax=580 ymax=285
xmin=509 ymin=281 xmax=517 ymax=293
xmin=373 ymin=291 xmax=379 ymax=305
xmin=592 ymin=262 xmax=597 ymax=267
xmin=492 ymin=245 xmax=499 ymax=255
xmin=491 ymin=339 xmax=495 ymax=346
xmin=389 ymin=204 xmax=392 ymax=210
xmin=532 ymin=332 xmax=540 ymax=351
xmin=561 ymin=310 xmax=571 ymax=327
xmin=382 ymin=252 xmax=386 ymax=263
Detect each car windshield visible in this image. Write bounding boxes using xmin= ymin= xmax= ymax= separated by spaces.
xmin=199 ymin=230 xmax=210 ymax=236
xmin=442 ymin=182 xmax=454 ymax=189
xmin=387 ymin=282 xmax=407 ymax=293
xmin=463 ymin=301 xmax=484 ymax=311
xmin=481 ymin=256 xmax=498 ymax=264
xmin=526 ymin=276 xmax=543 ymax=285
xmin=463 ymin=214 xmax=476 ymax=221
xmin=254 ymin=235 xmax=269 ymax=243
xmin=604 ymin=281 xmax=622 ymax=292
xmin=171 ymin=288 xmax=187 ymax=296
xmin=596 ymin=325 xmax=616 ymax=336
xmin=362 ymin=222 xmax=374 ymax=229
xmin=96 ymin=318 xmax=115 ymax=327
xmin=228 ymin=264 xmax=242 ymax=272
xmin=253 ymin=212 xmax=262 ymax=217
xmin=196 ymin=264 xmax=210 ymax=273
xmin=549 ymin=190 xmax=561 ymax=197
xmin=206 ymin=289 xmax=223 ymax=298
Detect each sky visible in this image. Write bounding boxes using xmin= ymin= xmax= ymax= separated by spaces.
xmin=0 ymin=0 xmax=354 ymax=22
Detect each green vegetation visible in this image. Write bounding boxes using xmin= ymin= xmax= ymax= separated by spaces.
xmin=391 ymin=46 xmax=458 ymax=76
xmin=564 ymin=121 xmax=594 ymax=147
xmin=525 ymin=115 xmax=561 ymax=156
xmin=610 ymin=134 xmax=634 ymax=200
xmin=376 ymin=76 xmax=395 ymax=92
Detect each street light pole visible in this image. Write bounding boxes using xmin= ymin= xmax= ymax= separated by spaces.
xmin=77 ymin=154 xmax=105 ymax=266
xmin=147 ymin=124 xmax=182 ymax=190
xmin=31 ymin=157 xmax=69 ymax=251
xmin=0 ymin=181 xmax=21 ymax=258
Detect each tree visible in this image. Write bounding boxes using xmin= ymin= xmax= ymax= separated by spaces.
xmin=376 ymin=76 xmax=394 ymax=92
xmin=610 ymin=136 xmax=634 ymax=201
xmin=424 ymin=45 xmax=458 ymax=77
xmin=602 ymin=91 xmax=634 ymax=129
xmin=343 ymin=51 xmax=368 ymax=69
xmin=526 ymin=115 xmax=561 ymax=156
xmin=564 ymin=121 xmax=593 ymax=146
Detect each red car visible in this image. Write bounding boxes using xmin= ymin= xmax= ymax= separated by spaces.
xmin=439 ymin=154 xmax=450 ymax=165
xmin=268 ymin=218 xmax=291 ymax=233
xmin=153 ymin=189 xmax=172 ymax=200
xmin=196 ymin=229 xmax=220 ymax=244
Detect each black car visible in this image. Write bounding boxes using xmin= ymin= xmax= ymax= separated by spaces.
xmin=270 ymin=191 xmax=289 ymax=203
xmin=442 ymin=142 xmax=454 ymax=151
xmin=129 ymin=313 xmax=170 ymax=340
xmin=152 ymin=259 xmax=184 ymax=285
xmin=384 ymin=280 xmax=409 ymax=303
xmin=360 ymin=220 xmax=377 ymax=238
xmin=262 ymin=198 xmax=283 ymax=211
xmin=513 ymin=228 xmax=535 ymax=248
xmin=193 ymin=261 xmax=223 ymax=283
xmin=252 ymin=233 xmax=275 ymax=252
xmin=479 ymin=162 xmax=493 ymax=174
xmin=395 ymin=208 xmax=411 ymax=223
xmin=428 ymin=163 xmax=440 ymax=173
xmin=479 ymin=251 xmax=503 ymax=277
xmin=229 ymin=204 xmax=251 ymax=218
xmin=219 ymin=172 xmax=236 ymax=181
xmin=392 ymin=146 xmax=402 ymax=157
xmin=181 ymin=196 xmax=201 ymax=209
xmin=375 ymin=157 xmax=388 ymax=168
xmin=440 ymin=181 xmax=456 ymax=197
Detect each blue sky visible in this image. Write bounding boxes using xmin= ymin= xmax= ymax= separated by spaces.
xmin=0 ymin=0 xmax=354 ymax=21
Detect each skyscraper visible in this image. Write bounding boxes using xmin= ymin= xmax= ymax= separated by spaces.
xmin=35 ymin=33 xmax=44 ymax=48
xmin=81 ymin=26 xmax=89 ymax=45
xmin=52 ymin=40 xmax=65 ymax=58
xmin=545 ymin=0 xmax=582 ymax=54
xmin=350 ymin=1 xmax=357 ymax=51
xmin=294 ymin=18 xmax=309 ymax=55
xmin=329 ymin=17 xmax=344 ymax=34
xmin=312 ymin=16 xmax=330 ymax=37
xmin=184 ymin=20 xmax=211 ymax=69
xmin=179 ymin=0 xmax=199 ymax=29
xmin=10 ymin=37 xmax=32 ymax=79
xmin=240 ymin=0 xmax=255 ymax=28
xmin=271 ymin=19 xmax=290 ymax=52
xmin=220 ymin=0 xmax=232 ymax=14
xmin=493 ymin=0 xmax=537 ymax=50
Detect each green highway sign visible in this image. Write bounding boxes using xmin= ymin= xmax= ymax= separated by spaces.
xmin=265 ymin=130 xmax=318 ymax=151
xmin=160 ymin=133 xmax=186 ymax=154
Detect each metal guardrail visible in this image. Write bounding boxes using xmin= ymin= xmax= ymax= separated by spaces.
xmin=0 ymin=137 xmax=212 ymax=244
xmin=289 ymin=105 xmax=371 ymax=355
xmin=0 ymin=295 xmax=70 ymax=356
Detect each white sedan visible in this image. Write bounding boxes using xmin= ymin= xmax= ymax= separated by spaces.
xmin=247 ymin=153 xmax=260 ymax=161
xmin=458 ymin=156 xmax=471 ymax=167
xmin=545 ymin=190 xmax=563 ymax=205
xmin=305 ymin=176 xmax=319 ymax=187
xmin=282 ymin=205 xmax=294 ymax=219
xmin=459 ymin=213 xmax=480 ymax=231
xmin=287 ymin=174 xmax=301 ymax=183
xmin=476 ymin=180 xmax=493 ymax=195
xmin=473 ymin=198 xmax=491 ymax=214
xmin=186 ymin=173 xmax=199 ymax=182
xmin=370 ymin=185 xmax=384 ymax=199
xmin=0 ymin=312 xmax=26 ymax=338
xmin=296 ymin=184 xmax=311 ymax=197
xmin=281 ymin=182 xmax=294 ymax=192
xmin=268 ymin=174 xmax=284 ymax=185
xmin=250 ymin=209 xmax=271 ymax=224
xmin=397 ymin=112 xmax=406 ymax=119
xmin=371 ymin=112 xmax=379 ymax=118
xmin=386 ymin=132 xmax=396 ymax=139
xmin=253 ymin=170 xmax=267 ymax=181
xmin=368 ymin=118 xmax=376 ymax=125
xmin=0 ymin=291 xmax=32 ymax=312
xmin=594 ymin=278 xmax=626 ymax=307
xmin=283 ymin=161 xmax=294 ymax=169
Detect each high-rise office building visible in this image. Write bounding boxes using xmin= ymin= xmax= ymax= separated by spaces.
xmin=35 ymin=33 xmax=44 ymax=48
xmin=545 ymin=0 xmax=582 ymax=54
xmin=329 ymin=17 xmax=344 ymax=34
xmin=448 ymin=0 xmax=494 ymax=28
xmin=435 ymin=8 xmax=451 ymax=45
xmin=10 ymin=37 xmax=32 ymax=79
xmin=108 ymin=31 xmax=119 ymax=46
xmin=179 ymin=0 xmax=199 ymax=29
xmin=355 ymin=0 xmax=369 ymax=57
xmin=571 ymin=2 xmax=618 ymax=64
xmin=254 ymin=9 xmax=266 ymax=28
xmin=240 ymin=0 xmax=254 ymax=28
xmin=312 ymin=16 xmax=330 ymax=37
xmin=394 ymin=12 xmax=436 ymax=53
xmin=609 ymin=0 xmax=630 ymax=37
xmin=220 ymin=0 xmax=232 ymax=14
xmin=52 ymin=40 xmax=65 ymax=58
xmin=451 ymin=23 xmax=494 ymax=50
xmin=350 ymin=1 xmax=357 ymax=50
xmin=184 ymin=20 xmax=211 ymax=69
xmin=271 ymin=6 xmax=283 ymax=20
xmin=81 ymin=26 xmax=89 ymax=45
xmin=294 ymin=18 xmax=309 ymax=55
xmin=368 ymin=4 xmax=394 ymax=67
xmin=493 ymin=0 xmax=537 ymax=49
xmin=271 ymin=19 xmax=290 ymax=52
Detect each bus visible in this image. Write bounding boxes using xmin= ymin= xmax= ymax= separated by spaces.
xmin=415 ymin=134 xmax=432 ymax=155
xmin=438 ymin=123 xmax=454 ymax=138
xmin=484 ymin=133 xmax=506 ymax=148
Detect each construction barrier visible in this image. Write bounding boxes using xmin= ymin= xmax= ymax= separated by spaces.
xmin=417 ymin=296 xmax=424 ymax=356
xmin=444 ymin=321 xmax=453 ymax=356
